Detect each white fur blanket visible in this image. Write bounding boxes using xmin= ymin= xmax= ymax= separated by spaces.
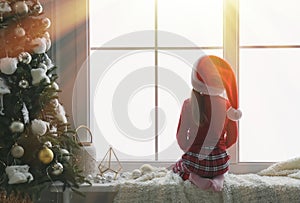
xmin=258 ymin=156 xmax=300 ymax=179
xmin=113 ymin=164 xmax=300 ymax=203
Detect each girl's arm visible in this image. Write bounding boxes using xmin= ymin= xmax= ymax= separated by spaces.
xmin=225 ymin=120 xmax=238 ymax=149
xmin=176 ymin=102 xmax=191 ymax=152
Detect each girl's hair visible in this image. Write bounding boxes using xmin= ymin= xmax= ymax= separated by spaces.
xmin=191 ymin=89 xmax=208 ymax=126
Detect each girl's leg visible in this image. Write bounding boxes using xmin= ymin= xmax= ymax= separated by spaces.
xmin=211 ymin=174 xmax=225 ymax=191
xmin=189 ymin=173 xmax=213 ymax=190
xmin=172 ymin=159 xmax=190 ymax=180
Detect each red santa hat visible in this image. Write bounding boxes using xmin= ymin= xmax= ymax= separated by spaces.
xmin=191 ymin=55 xmax=242 ymax=121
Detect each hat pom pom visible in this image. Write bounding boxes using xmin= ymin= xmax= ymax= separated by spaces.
xmin=227 ymin=107 xmax=242 ymax=121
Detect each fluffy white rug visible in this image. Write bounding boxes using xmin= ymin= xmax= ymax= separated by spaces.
xmin=112 ymin=164 xmax=300 ymax=203
xmin=258 ymin=157 xmax=300 ymax=179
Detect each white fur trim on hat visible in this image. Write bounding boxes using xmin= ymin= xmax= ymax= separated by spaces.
xmin=227 ymin=107 xmax=242 ymax=121
xmin=191 ymin=70 xmax=225 ymax=96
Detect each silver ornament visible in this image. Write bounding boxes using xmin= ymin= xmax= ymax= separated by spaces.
xmin=15 ymin=26 xmax=26 ymax=37
xmin=11 ymin=144 xmax=24 ymax=158
xmin=19 ymin=80 xmax=29 ymax=88
xmin=94 ymin=174 xmax=105 ymax=183
xmin=104 ymin=173 xmax=113 ymax=182
xmin=59 ymin=148 xmax=70 ymax=161
xmin=13 ymin=1 xmax=29 ymax=16
xmin=18 ymin=52 xmax=32 ymax=64
xmin=43 ymin=141 xmax=52 ymax=148
xmin=9 ymin=121 xmax=24 ymax=133
xmin=32 ymin=2 xmax=43 ymax=15
xmin=52 ymin=162 xmax=63 ymax=175
xmin=86 ymin=174 xmax=93 ymax=182
xmin=42 ymin=18 xmax=51 ymax=29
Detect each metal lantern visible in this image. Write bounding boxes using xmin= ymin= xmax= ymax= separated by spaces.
xmin=75 ymin=125 xmax=98 ymax=176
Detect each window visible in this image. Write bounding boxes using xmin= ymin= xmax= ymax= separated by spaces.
xmin=89 ymin=0 xmax=223 ymax=161
xmin=239 ymin=0 xmax=300 ymax=162
xmin=87 ymin=0 xmax=300 ymax=170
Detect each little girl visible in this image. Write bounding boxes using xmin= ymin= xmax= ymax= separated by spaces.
xmin=172 ymin=55 xmax=242 ymax=191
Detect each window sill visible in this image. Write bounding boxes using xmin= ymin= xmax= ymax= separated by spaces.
xmin=115 ymin=161 xmax=273 ymax=174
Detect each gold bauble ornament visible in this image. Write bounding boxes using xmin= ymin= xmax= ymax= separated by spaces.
xmin=38 ymin=147 xmax=54 ymax=164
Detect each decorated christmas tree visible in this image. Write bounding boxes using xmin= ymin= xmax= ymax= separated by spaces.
xmin=0 ymin=0 xmax=85 ymax=201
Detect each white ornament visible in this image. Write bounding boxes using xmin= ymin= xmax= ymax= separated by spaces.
xmin=31 ymin=68 xmax=50 ymax=85
xmin=0 ymin=77 xmax=10 ymax=116
xmin=14 ymin=26 xmax=26 ymax=37
xmin=5 ymin=165 xmax=33 ymax=184
xmin=21 ymin=103 xmax=29 ymax=124
xmin=10 ymin=121 xmax=24 ymax=133
xmin=31 ymin=38 xmax=47 ymax=54
xmin=0 ymin=2 xmax=12 ymax=13
xmin=43 ymin=53 xmax=53 ymax=69
xmin=140 ymin=164 xmax=154 ymax=174
xmin=43 ymin=141 xmax=52 ymax=148
xmin=51 ymin=82 xmax=59 ymax=90
xmin=0 ymin=57 xmax=18 ymax=75
xmin=11 ymin=144 xmax=24 ymax=158
xmin=55 ymin=103 xmax=67 ymax=123
xmin=131 ymin=169 xmax=142 ymax=179
xmin=31 ymin=119 xmax=49 ymax=136
xmin=50 ymin=99 xmax=59 ymax=108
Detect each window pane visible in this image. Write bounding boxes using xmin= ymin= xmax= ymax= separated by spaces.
xmin=90 ymin=0 xmax=155 ymax=47
xmin=239 ymin=48 xmax=300 ymax=162
xmin=90 ymin=50 xmax=155 ymax=160
xmin=158 ymin=0 xmax=223 ymax=47
xmin=157 ymin=49 xmax=222 ymax=161
xmin=240 ymin=0 xmax=300 ymax=46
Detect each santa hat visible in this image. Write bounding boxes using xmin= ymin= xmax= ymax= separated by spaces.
xmin=191 ymin=55 xmax=242 ymax=121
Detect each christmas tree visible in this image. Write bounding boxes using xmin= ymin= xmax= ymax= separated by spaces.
xmin=0 ymin=0 xmax=85 ymax=201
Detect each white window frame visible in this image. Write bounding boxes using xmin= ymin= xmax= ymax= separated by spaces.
xmin=53 ymin=0 xmax=279 ymax=173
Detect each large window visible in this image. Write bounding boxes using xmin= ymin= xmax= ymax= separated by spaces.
xmin=88 ymin=0 xmax=300 ymax=167
xmin=239 ymin=0 xmax=300 ymax=162
xmin=89 ymin=0 xmax=223 ymax=161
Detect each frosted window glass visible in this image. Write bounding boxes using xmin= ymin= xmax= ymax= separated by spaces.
xmin=89 ymin=0 xmax=155 ymax=47
xmin=90 ymin=50 xmax=155 ymax=160
xmin=157 ymin=49 xmax=222 ymax=161
xmin=240 ymin=0 xmax=300 ymax=45
xmin=158 ymin=0 xmax=223 ymax=47
xmin=239 ymin=48 xmax=300 ymax=162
